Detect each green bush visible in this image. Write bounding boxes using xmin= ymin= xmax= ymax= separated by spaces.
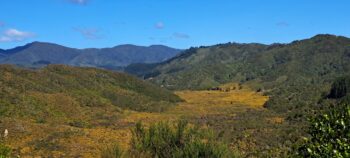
xmin=328 ymin=76 xmax=350 ymax=98
xmin=296 ymin=103 xmax=350 ymax=157
xmin=130 ymin=120 xmax=234 ymax=158
xmin=0 ymin=143 xmax=11 ymax=158
xmin=101 ymin=144 xmax=124 ymax=158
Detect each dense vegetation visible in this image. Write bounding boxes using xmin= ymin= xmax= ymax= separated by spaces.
xmin=296 ymin=103 xmax=350 ymax=157
xmin=1 ymin=34 xmax=350 ymax=157
xmin=0 ymin=65 xmax=181 ymax=123
xmin=328 ymin=76 xmax=350 ymax=98
xmin=0 ymin=42 xmax=181 ymax=70
xmin=0 ymin=144 xmax=11 ymax=158
xmin=125 ymin=34 xmax=350 ymax=156
xmin=102 ymin=120 xmax=235 ymax=158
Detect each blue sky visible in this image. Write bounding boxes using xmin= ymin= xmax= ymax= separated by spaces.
xmin=0 ymin=0 xmax=349 ymax=49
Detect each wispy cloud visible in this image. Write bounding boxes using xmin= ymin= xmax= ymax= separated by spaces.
xmin=68 ymin=0 xmax=89 ymax=5
xmin=173 ymin=32 xmax=190 ymax=39
xmin=73 ymin=27 xmax=101 ymax=40
xmin=154 ymin=22 xmax=164 ymax=29
xmin=0 ymin=21 xmax=5 ymax=27
xmin=0 ymin=28 xmax=35 ymax=42
xmin=276 ymin=22 xmax=290 ymax=27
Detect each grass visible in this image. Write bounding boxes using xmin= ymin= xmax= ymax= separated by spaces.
xmin=2 ymin=82 xmax=269 ymax=157
xmin=129 ymin=120 xmax=235 ymax=158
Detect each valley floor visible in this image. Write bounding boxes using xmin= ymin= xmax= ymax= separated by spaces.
xmin=5 ymin=84 xmax=269 ymax=157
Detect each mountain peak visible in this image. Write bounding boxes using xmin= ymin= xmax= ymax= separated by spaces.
xmin=27 ymin=41 xmax=65 ymax=48
xmin=149 ymin=45 xmax=173 ymax=49
xmin=310 ymin=34 xmax=349 ymax=42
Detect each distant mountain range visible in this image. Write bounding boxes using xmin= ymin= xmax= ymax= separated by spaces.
xmin=0 ymin=42 xmax=181 ymax=70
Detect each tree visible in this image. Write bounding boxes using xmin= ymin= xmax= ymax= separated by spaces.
xmin=296 ymin=103 xmax=350 ymax=157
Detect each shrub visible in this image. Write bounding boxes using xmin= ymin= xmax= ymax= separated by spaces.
xmin=328 ymin=76 xmax=350 ymax=98
xmin=296 ymin=103 xmax=350 ymax=157
xmin=0 ymin=143 xmax=11 ymax=158
xmin=101 ymin=144 xmax=124 ymax=158
xmin=130 ymin=120 xmax=234 ymax=158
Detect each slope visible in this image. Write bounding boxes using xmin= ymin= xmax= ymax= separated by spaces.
xmin=0 ymin=80 xmax=268 ymax=157
xmin=0 ymin=65 xmax=181 ymax=121
xmin=127 ymin=34 xmax=350 ymax=111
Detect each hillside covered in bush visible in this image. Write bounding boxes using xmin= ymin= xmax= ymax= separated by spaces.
xmin=0 ymin=65 xmax=181 ymax=122
xmin=124 ymin=34 xmax=350 ymax=156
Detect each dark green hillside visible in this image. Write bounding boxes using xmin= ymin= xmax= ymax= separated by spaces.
xmin=124 ymin=35 xmax=350 ymax=156
xmin=128 ymin=34 xmax=350 ymax=112
xmin=327 ymin=76 xmax=350 ymax=98
xmin=136 ymin=35 xmax=350 ymax=90
xmin=0 ymin=65 xmax=181 ymax=123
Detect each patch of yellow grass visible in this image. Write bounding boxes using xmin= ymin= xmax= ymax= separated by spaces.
xmin=6 ymin=82 xmax=269 ymax=157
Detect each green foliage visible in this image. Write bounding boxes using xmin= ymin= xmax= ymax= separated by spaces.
xmin=130 ymin=120 xmax=234 ymax=158
xmin=0 ymin=143 xmax=11 ymax=158
xmin=68 ymin=120 xmax=91 ymax=128
xmin=296 ymin=103 xmax=350 ymax=157
xmin=101 ymin=144 xmax=124 ymax=158
xmin=328 ymin=76 xmax=350 ymax=98
xmin=126 ymin=34 xmax=350 ymax=156
xmin=0 ymin=65 xmax=181 ymax=122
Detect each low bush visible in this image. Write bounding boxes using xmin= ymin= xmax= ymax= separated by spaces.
xmin=101 ymin=144 xmax=124 ymax=158
xmin=130 ymin=120 xmax=235 ymax=158
xmin=0 ymin=143 xmax=11 ymax=158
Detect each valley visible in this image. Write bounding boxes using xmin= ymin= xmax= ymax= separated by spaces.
xmin=2 ymin=1 xmax=350 ymax=157
xmin=1 ymin=35 xmax=350 ymax=157
xmin=2 ymin=81 xmax=268 ymax=157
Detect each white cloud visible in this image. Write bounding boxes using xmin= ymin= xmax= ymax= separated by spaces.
xmin=155 ymin=22 xmax=164 ymax=29
xmin=0 ymin=36 xmax=12 ymax=42
xmin=69 ymin=0 xmax=89 ymax=5
xmin=73 ymin=27 xmax=101 ymax=40
xmin=0 ymin=21 xmax=5 ymax=27
xmin=0 ymin=28 xmax=35 ymax=42
xmin=276 ymin=22 xmax=290 ymax=27
xmin=173 ymin=32 xmax=190 ymax=39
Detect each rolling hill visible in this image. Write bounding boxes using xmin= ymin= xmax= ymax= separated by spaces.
xmin=126 ymin=34 xmax=350 ymax=112
xmin=0 ymin=42 xmax=181 ymax=70
xmin=0 ymin=65 xmax=181 ymax=121
xmin=123 ymin=34 xmax=350 ymax=156
xmin=0 ymin=65 xmax=184 ymax=156
xmin=129 ymin=35 xmax=349 ymax=88
xmin=0 ymin=65 xmax=270 ymax=156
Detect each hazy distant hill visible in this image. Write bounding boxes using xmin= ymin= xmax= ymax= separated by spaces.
xmin=1 ymin=42 xmax=81 ymax=66
xmin=0 ymin=49 xmax=6 ymax=58
xmin=0 ymin=42 xmax=181 ymax=70
xmin=70 ymin=44 xmax=181 ymax=69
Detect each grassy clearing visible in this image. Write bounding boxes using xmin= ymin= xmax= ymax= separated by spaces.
xmin=3 ymin=83 xmax=268 ymax=157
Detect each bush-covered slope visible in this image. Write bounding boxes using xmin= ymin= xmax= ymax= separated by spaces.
xmin=123 ymin=35 xmax=350 ymax=156
xmin=0 ymin=65 xmax=181 ymax=123
xmin=127 ymin=34 xmax=350 ymax=112
xmin=133 ymin=35 xmax=350 ymax=89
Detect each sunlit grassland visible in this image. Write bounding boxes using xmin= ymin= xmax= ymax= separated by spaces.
xmin=5 ymin=83 xmax=269 ymax=157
